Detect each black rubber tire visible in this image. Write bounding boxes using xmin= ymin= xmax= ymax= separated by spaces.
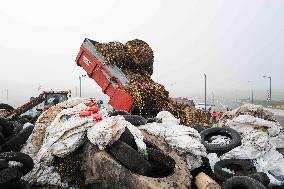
xmin=110 ymin=110 xmax=130 ymax=116
xmin=107 ymin=140 xmax=152 ymax=176
xmin=11 ymin=121 xmax=23 ymax=136
xmin=0 ymin=118 xmax=14 ymax=138
xmin=277 ymin=148 xmax=284 ymax=156
xmin=146 ymin=118 xmax=162 ymax=123
xmin=122 ymin=115 xmax=147 ymax=126
xmin=19 ymin=115 xmax=33 ymax=121
xmin=0 ymin=152 xmax=34 ymax=175
xmin=0 ymin=166 xmax=22 ymax=184
xmin=29 ymin=113 xmax=40 ymax=124
xmin=200 ymin=127 xmax=241 ymax=156
xmin=0 ymin=103 xmax=14 ymax=112
xmin=147 ymin=148 xmax=175 ymax=178
xmin=0 ymin=132 xmax=5 ymax=145
xmin=221 ymin=176 xmax=268 ymax=189
xmin=2 ymin=125 xmax=34 ymax=152
xmin=214 ymin=159 xmax=257 ymax=182
xmin=119 ymin=128 xmax=136 ymax=150
xmin=17 ymin=117 xmax=30 ymax=125
xmin=248 ymin=172 xmax=270 ymax=186
xmin=192 ymin=124 xmax=206 ymax=133
xmin=12 ymin=179 xmax=32 ymax=189
xmin=0 ymin=159 xmax=8 ymax=170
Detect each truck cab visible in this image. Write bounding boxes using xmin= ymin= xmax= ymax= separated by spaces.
xmin=26 ymin=91 xmax=71 ymax=117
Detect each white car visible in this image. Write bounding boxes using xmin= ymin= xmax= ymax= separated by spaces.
xmin=195 ymin=103 xmax=212 ymax=111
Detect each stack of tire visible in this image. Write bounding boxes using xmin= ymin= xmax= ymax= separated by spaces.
xmin=0 ymin=103 xmax=34 ymax=188
xmin=85 ymin=111 xmax=191 ymax=188
xmin=197 ymin=126 xmax=271 ymax=189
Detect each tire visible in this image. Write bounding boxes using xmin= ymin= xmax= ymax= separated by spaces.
xmin=221 ymin=176 xmax=267 ymax=189
xmin=192 ymin=124 xmax=206 ymax=133
xmin=12 ymin=179 xmax=32 ymax=189
xmin=248 ymin=172 xmax=270 ymax=186
xmin=0 ymin=152 xmax=34 ymax=175
xmin=119 ymin=128 xmax=136 ymax=150
xmin=0 ymin=119 xmax=14 ymax=139
xmin=200 ymin=127 xmax=241 ymax=156
xmin=214 ymin=159 xmax=257 ymax=182
xmin=17 ymin=117 xmax=30 ymax=125
xmin=11 ymin=121 xmax=23 ymax=136
xmin=2 ymin=125 xmax=34 ymax=152
xmin=110 ymin=110 xmax=130 ymax=117
xmin=0 ymin=103 xmax=14 ymax=112
xmin=0 ymin=166 xmax=22 ymax=184
xmin=146 ymin=118 xmax=162 ymax=123
xmin=0 ymin=159 xmax=8 ymax=170
xmin=147 ymin=148 xmax=175 ymax=178
xmin=122 ymin=115 xmax=147 ymax=126
xmin=107 ymin=140 xmax=152 ymax=176
xmin=0 ymin=132 xmax=5 ymax=145
xmin=83 ymin=130 xmax=191 ymax=189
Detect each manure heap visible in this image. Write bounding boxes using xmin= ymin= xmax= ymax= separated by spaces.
xmin=94 ymin=39 xmax=209 ymax=126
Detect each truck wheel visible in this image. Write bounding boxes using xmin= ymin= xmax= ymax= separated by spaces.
xmin=122 ymin=115 xmax=147 ymax=126
xmin=0 ymin=104 xmax=14 ymax=112
xmin=107 ymin=140 xmax=152 ymax=176
xmin=0 ymin=152 xmax=34 ymax=175
xmin=200 ymin=127 xmax=241 ymax=156
xmin=214 ymin=159 xmax=257 ymax=182
xmin=221 ymin=176 xmax=267 ymax=189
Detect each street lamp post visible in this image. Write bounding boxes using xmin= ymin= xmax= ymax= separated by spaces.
xmin=79 ymin=75 xmax=86 ymax=97
xmin=248 ymin=80 xmax=254 ymax=104
xmin=263 ymin=76 xmax=272 ymax=105
xmin=204 ymin=74 xmax=207 ymax=112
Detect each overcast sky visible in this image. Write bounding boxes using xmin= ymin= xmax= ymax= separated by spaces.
xmin=0 ymin=0 xmax=284 ymax=106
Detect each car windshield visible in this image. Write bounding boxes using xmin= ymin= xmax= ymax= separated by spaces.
xmin=45 ymin=93 xmax=68 ymax=106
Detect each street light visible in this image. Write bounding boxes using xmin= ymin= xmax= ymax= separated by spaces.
xmin=263 ymin=76 xmax=272 ymax=105
xmin=79 ymin=75 xmax=87 ymax=97
xmin=204 ymin=74 xmax=207 ymax=112
xmin=248 ymin=80 xmax=254 ymax=104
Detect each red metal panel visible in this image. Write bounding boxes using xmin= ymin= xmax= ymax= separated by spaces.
xmin=91 ymin=68 xmax=110 ymax=90
xmin=104 ymin=84 xmax=116 ymax=97
xmin=77 ymin=51 xmax=97 ymax=74
xmin=108 ymin=89 xmax=135 ymax=112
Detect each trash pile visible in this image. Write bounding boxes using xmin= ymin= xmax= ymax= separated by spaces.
xmin=94 ymin=39 xmax=209 ymax=126
xmin=1 ymin=99 xmax=284 ymax=188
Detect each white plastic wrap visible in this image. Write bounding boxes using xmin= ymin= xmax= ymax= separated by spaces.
xmin=140 ymin=111 xmax=206 ymax=169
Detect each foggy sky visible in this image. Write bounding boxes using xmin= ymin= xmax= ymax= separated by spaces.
xmin=1 ymin=0 xmax=284 ymax=106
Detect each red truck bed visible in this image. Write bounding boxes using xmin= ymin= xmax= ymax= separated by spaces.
xmin=75 ymin=38 xmax=135 ymax=112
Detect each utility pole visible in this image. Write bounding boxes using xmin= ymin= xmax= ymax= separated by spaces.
xmin=263 ymin=76 xmax=272 ymax=106
xmin=204 ymin=74 xmax=207 ymax=112
xmin=5 ymin=89 xmax=8 ymax=103
xmin=248 ymin=80 xmax=254 ymax=104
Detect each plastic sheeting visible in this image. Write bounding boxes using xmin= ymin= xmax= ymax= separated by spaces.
xmin=210 ymin=104 xmax=284 ymax=185
xmin=21 ymin=98 xmax=147 ymax=187
xmin=140 ymin=111 xmax=206 ymax=170
xmin=22 ymin=99 xmax=100 ymax=185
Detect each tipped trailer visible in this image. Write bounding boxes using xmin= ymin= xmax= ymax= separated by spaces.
xmin=75 ymin=38 xmax=135 ymax=112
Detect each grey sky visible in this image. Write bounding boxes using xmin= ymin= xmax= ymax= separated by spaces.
xmin=1 ymin=0 xmax=284 ymax=106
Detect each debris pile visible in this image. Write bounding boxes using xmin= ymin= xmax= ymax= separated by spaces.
xmin=93 ymin=39 xmax=209 ymax=126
